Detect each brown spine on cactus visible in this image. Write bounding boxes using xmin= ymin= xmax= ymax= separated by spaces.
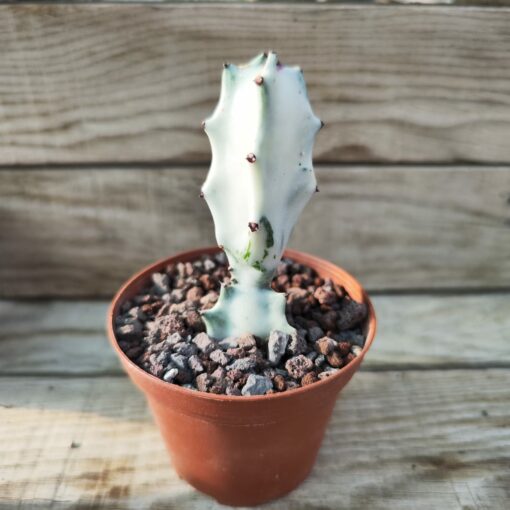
xmin=248 ymin=222 xmax=259 ymax=232
xmin=254 ymin=75 xmax=264 ymax=86
xmin=246 ymin=153 xmax=257 ymax=163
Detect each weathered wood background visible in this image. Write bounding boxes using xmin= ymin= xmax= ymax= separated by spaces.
xmin=1 ymin=3 xmax=510 ymax=509
xmin=0 ymin=3 xmax=510 ymax=295
xmin=1 ymin=5 xmax=510 ymax=165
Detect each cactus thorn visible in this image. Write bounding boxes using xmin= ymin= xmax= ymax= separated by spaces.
xmin=320 ymin=120 xmax=325 ymax=129
xmin=248 ymin=222 xmax=259 ymax=232
xmin=201 ymin=120 xmax=206 ymax=129
xmin=199 ymin=191 xmax=204 ymax=198
xmin=254 ymin=75 xmax=264 ymax=86
xmin=263 ymin=52 xmax=268 ymax=58
xmin=223 ymin=62 xmax=230 ymax=69
xmin=315 ymin=185 xmax=320 ymax=193
xmin=246 ymin=153 xmax=257 ymax=163
xmin=218 ymin=244 xmax=224 ymax=250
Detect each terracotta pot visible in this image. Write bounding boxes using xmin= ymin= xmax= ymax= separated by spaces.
xmin=107 ymin=247 xmax=377 ymax=506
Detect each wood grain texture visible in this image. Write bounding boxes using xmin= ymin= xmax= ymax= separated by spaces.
xmin=1 ymin=370 xmax=509 ymax=509
xmin=1 ymin=294 xmax=508 ymax=375
xmin=1 ymin=4 xmax=510 ymax=164
xmin=1 ymin=165 xmax=509 ymax=296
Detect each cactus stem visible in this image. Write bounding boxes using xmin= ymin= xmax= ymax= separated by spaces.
xmin=202 ymin=53 xmax=320 ymax=339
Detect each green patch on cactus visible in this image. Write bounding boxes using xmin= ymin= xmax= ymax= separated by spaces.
xmin=252 ymin=260 xmax=263 ymax=272
xmin=263 ymin=248 xmax=269 ymax=260
xmin=260 ymin=216 xmax=274 ymax=248
xmin=242 ymin=240 xmax=252 ymax=261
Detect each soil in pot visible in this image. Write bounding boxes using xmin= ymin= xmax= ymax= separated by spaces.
xmin=114 ymin=252 xmax=367 ymax=396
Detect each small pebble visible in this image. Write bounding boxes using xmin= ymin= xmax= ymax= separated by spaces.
xmin=211 ymin=366 xmax=226 ymax=380
xmin=218 ymin=336 xmax=238 ymax=350
xmin=351 ymin=345 xmax=363 ymax=357
xmin=186 ymin=287 xmax=204 ymax=303
xmin=272 ymin=374 xmax=287 ymax=392
xmin=116 ymin=320 xmax=142 ymax=340
xmin=306 ymin=351 xmax=318 ymax=362
xmin=301 ymin=372 xmax=318 ymax=386
xmin=165 ymin=332 xmax=183 ymax=346
xmin=318 ymin=368 xmax=339 ymax=380
xmin=188 ymin=354 xmax=204 ymax=374
xmin=237 ymin=334 xmax=257 ymax=349
xmin=163 ymin=368 xmax=179 ymax=382
xmin=241 ymin=374 xmax=273 ymax=396
xmin=203 ymin=259 xmax=216 ymax=272
xmin=285 ymin=355 xmax=314 ymax=379
xmin=228 ymin=357 xmax=258 ymax=372
xmin=337 ymin=341 xmax=351 ymax=357
xmin=170 ymin=353 xmax=188 ymax=371
xmin=287 ymin=329 xmax=307 ymax=355
xmin=196 ymin=373 xmax=213 ymax=392
xmin=337 ymin=300 xmax=367 ymax=330
xmin=326 ymin=351 xmax=344 ymax=368
xmin=210 ymin=349 xmax=231 ymax=366
xmin=173 ymin=342 xmax=197 ymax=357
xmin=316 ymin=337 xmax=336 ymax=355
xmin=267 ymin=330 xmax=290 ymax=365
xmin=226 ymin=385 xmax=242 ymax=396
xmin=314 ymin=354 xmax=326 ymax=367
xmin=308 ymin=326 xmax=324 ymax=343
xmin=152 ymin=273 xmax=170 ymax=295
xmin=192 ymin=332 xmax=215 ymax=354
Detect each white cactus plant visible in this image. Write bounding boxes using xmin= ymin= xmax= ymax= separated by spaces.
xmin=201 ymin=51 xmax=322 ymax=339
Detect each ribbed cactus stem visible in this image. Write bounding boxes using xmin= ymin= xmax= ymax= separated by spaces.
xmin=201 ymin=51 xmax=322 ymax=339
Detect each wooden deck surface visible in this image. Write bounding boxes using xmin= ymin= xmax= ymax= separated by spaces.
xmin=1 ymin=296 xmax=509 ymax=509
xmin=1 ymin=2 xmax=509 ymax=508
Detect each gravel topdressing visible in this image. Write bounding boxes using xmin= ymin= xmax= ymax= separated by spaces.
xmin=115 ymin=252 xmax=367 ymax=396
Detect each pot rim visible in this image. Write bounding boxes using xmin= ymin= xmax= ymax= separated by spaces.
xmin=107 ymin=246 xmax=377 ymax=403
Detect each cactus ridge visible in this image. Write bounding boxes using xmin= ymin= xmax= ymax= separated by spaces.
xmin=201 ymin=51 xmax=322 ymax=339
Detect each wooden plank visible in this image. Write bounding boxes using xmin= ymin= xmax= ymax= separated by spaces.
xmin=0 ymin=5 xmax=510 ymax=164
xmin=0 ymin=370 xmax=508 ymax=509
xmin=1 ymin=165 xmax=509 ymax=296
xmin=1 ymin=294 xmax=508 ymax=376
